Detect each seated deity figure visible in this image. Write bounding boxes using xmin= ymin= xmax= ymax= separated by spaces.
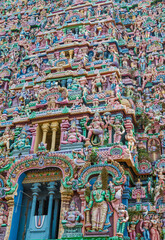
xmin=10 ymin=127 xmax=31 ymax=156
xmin=62 ymin=200 xmax=84 ymax=228
xmin=61 ymin=121 xmax=85 ymax=144
xmin=84 ymin=112 xmax=105 ymax=146
xmin=85 ymin=174 xmax=115 ymax=232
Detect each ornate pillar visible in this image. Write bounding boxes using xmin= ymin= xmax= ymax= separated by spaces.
xmin=30 ymin=183 xmax=41 ymax=220
xmin=30 ymin=124 xmax=38 ymax=154
xmin=58 ymin=186 xmax=73 ymax=239
xmin=41 ymin=123 xmax=50 ymax=144
xmin=47 ymin=182 xmax=56 ymax=237
xmin=4 ymin=196 xmax=14 ymax=240
xmin=50 ymin=121 xmax=59 ymax=152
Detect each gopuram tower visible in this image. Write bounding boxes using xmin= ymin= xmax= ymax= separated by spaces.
xmin=0 ymin=0 xmax=164 ymax=239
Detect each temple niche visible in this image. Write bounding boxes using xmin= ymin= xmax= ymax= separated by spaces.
xmin=0 ymin=0 xmax=164 ymax=240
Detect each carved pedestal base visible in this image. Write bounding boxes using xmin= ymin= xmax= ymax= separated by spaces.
xmin=62 ymin=222 xmax=83 ymax=239
xmin=11 ymin=147 xmax=30 ymax=157
xmin=60 ymin=142 xmax=84 ymax=150
xmin=84 ymin=231 xmax=109 ymax=238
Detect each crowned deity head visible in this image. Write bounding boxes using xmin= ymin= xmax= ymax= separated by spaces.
xmin=94 ymin=174 xmax=103 ymax=190
xmin=69 ymin=121 xmax=78 ymax=133
xmin=93 ymin=112 xmax=101 ymax=121
xmin=69 ymin=200 xmax=76 ymax=211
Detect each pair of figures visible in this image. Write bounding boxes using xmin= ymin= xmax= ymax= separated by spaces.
xmin=140 ymin=215 xmax=161 ymax=240
xmin=84 ymin=112 xmax=125 ymax=146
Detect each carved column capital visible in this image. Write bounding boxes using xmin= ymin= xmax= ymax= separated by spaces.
xmin=41 ymin=122 xmax=50 ymax=132
xmin=50 ymin=121 xmax=59 ymax=131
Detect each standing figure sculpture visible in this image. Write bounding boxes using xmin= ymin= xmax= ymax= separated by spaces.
xmin=111 ymin=117 xmax=125 ymax=144
xmin=127 ymin=215 xmax=139 ymax=240
xmin=150 ymin=215 xmax=160 ymax=240
xmin=85 ymin=174 xmax=114 ymax=232
xmin=0 ymin=126 xmax=14 ymax=154
xmin=84 ymin=112 xmax=105 ymax=146
xmin=116 ymin=203 xmax=129 ymax=238
xmin=125 ymin=130 xmax=136 ymax=152
xmin=140 ymin=215 xmax=151 ymax=240
xmin=91 ymin=73 xmax=105 ymax=94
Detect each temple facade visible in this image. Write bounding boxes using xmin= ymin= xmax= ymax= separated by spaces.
xmin=0 ymin=0 xmax=164 ymax=239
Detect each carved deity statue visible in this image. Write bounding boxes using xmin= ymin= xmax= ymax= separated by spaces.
xmin=62 ymin=121 xmax=85 ymax=144
xmin=140 ymin=215 xmax=151 ymax=240
xmin=150 ymin=215 xmax=160 ymax=240
xmin=132 ymin=179 xmax=146 ymax=203
xmin=47 ymin=96 xmax=57 ymax=110
xmin=84 ymin=112 xmax=105 ymax=146
xmin=111 ymin=117 xmax=125 ymax=143
xmin=91 ymin=73 xmax=105 ymax=94
xmin=62 ymin=200 xmax=84 ymax=228
xmin=85 ymin=174 xmax=115 ymax=232
xmin=127 ymin=215 xmax=139 ymax=240
xmin=116 ymin=203 xmax=129 ymax=238
xmin=0 ymin=126 xmax=14 ymax=154
xmin=125 ymin=130 xmax=136 ymax=152
xmin=10 ymin=127 xmax=31 ymax=154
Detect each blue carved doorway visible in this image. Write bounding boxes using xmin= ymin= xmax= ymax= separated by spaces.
xmin=16 ymin=168 xmax=61 ymax=240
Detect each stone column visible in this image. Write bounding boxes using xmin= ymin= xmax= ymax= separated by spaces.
xmin=58 ymin=186 xmax=73 ymax=239
xmin=41 ymin=123 xmax=50 ymax=144
xmin=47 ymin=182 xmax=56 ymax=237
xmin=30 ymin=183 xmax=41 ymax=220
xmin=50 ymin=121 xmax=59 ymax=152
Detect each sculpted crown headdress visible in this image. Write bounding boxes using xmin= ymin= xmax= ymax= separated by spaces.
xmin=94 ymin=111 xmax=101 ymax=119
xmin=70 ymin=200 xmax=76 ymax=209
xmin=95 ymin=173 xmax=102 ymax=183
